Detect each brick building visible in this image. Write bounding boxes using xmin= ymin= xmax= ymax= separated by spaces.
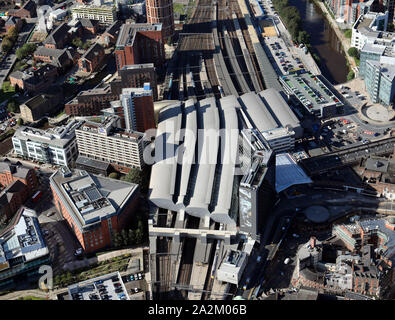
xmin=0 ymin=181 xmax=29 ymax=224
xmin=65 ymin=85 xmax=118 ymax=116
xmin=114 ymin=23 xmax=165 ymax=70
xmin=78 ymin=42 xmax=105 ymax=73
xmin=110 ymin=63 xmax=158 ymax=101
xmin=49 ymin=167 xmax=140 ymax=253
xmin=9 ymin=64 xmax=58 ymax=93
xmin=43 ymin=23 xmax=71 ymax=49
xmin=10 ymin=0 xmax=37 ymax=19
xmin=19 ymin=88 xmax=64 ymax=122
xmin=0 ymin=160 xmax=38 ymax=194
xmin=5 ymin=16 xmax=23 ymax=32
xmin=98 ymin=20 xmax=122 ymax=47
xmin=79 ymin=18 xmax=99 ymax=36
xmin=146 ymin=0 xmax=174 ymax=40
xmin=34 ymin=47 xmax=77 ymax=71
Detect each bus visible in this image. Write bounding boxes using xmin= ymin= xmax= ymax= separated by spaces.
xmin=32 ymin=191 xmax=42 ymax=203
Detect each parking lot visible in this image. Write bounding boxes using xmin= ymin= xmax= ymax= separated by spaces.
xmin=264 ymin=34 xmax=305 ymax=76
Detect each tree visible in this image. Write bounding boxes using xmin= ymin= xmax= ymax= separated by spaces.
xmin=7 ymin=27 xmax=18 ymax=41
xmin=17 ymin=118 xmax=23 ymax=126
xmin=121 ymin=167 xmax=150 ymax=193
xmin=16 ymin=43 xmax=36 ymax=60
xmin=344 ymin=29 xmax=352 ymax=39
xmin=82 ymin=41 xmax=92 ymax=50
xmin=297 ymin=30 xmax=310 ymax=45
xmin=347 ymin=70 xmax=355 ymax=81
xmin=347 ymin=47 xmax=359 ymax=58
xmin=1 ymin=37 xmax=13 ymax=53
xmin=71 ymin=37 xmax=83 ymax=48
xmin=7 ymin=100 xmax=19 ymax=113
xmin=109 ymin=172 xmax=119 ymax=179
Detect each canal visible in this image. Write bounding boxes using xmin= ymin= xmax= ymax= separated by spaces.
xmin=288 ymin=0 xmax=348 ymax=84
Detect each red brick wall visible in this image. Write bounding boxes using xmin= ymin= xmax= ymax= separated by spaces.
xmin=51 ymin=184 xmax=140 ymax=253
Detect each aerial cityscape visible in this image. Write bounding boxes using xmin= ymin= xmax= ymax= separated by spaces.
xmin=0 ymin=0 xmax=393 ymax=303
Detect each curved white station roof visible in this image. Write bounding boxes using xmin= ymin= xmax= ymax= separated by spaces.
xmin=239 ymin=92 xmax=278 ymax=132
xmin=211 ymin=95 xmax=239 ymax=225
xmin=186 ymin=97 xmax=220 ymax=218
xmin=176 ymin=98 xmax=197 ymax=209
xmin=259 ymin=88 xmax=300 ymax=129
xmin=149 ymin=102 xmax=182 ymax=211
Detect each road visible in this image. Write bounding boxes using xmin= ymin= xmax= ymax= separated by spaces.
xmin=238 ymin=187 xmax=390 ymax=299
xmin=0 ymin=23 xmax=35 ymax=89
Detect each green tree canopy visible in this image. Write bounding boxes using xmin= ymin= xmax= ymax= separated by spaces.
xmin=347 ymin=47 xmax=359 ymax=58
xmin=297 ymin=30 xmax=310 ymax=45
xmin=347 ymin=70 xmax=355 ymax=81
xmin=7 ymin=100 xmax=19 ymax=113
xmin=7 ymin=26 xmax=18 ymax=42
xmin=72 ymin=37 xmax=83 ymax=48
xmin=109 ymin=172 xmax=119 ymax=179
xmin=120 ymin=167 xmax=150 ymax=194
xmin=16 ymin=43 xmax=36 ymax=60
xmin=344 ymin=29 xmax=352 ymax=38
xmin=1 ymin=37 xmax=13 ymax=53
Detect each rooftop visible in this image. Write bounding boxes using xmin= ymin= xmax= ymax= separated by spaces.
xmin=275 ymin=153 xmax=312 ymax=192
xmin=50 ymin=168 xmax=138 ymax=229
xmin=77 ymin=116 xmax=144 ymax=142
xmin=279 ymin=72 xmax=343 ymax=113
xmin=0 ymin=208 xmax=48 ymax=270
xmin=68 ymin=271 xmax=129 ymax=300
xmin=116 ymin=23 xmax=162 ymax=48
xmin=13 ymin=120 xmax=83 ymax=148
xmin=0 ymin=159 xmax=32 ymax=180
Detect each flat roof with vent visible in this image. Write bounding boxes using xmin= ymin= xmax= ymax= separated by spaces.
xmin=50 ymin=169 xmax=139 ymax=228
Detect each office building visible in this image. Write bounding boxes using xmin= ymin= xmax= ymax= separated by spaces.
xmin=114 ymin=23 xmax=165 ymax=70
xmin=364 ymin=60 xmax=395 ymax=105
xmin=0 ymin=208 xmax=50 ymax=289
xmin=68 ymin=271 xmax=129 ymax=300
xmin=351 ymin=12 xmax=389 ymax=50
xmin=71 ymin=3 xmax=117 ymax=25
xmin=146 ymin=0 xmax=174 ymax=40
xmin=12 ymin=120 xmax=83 ymax=166
xmin=49 ymin=167 xmax=140 ymax=253
xmin=75 ymin=116 xmax=146 ymax=172
xmin=120 ymin=85 xmax=156 ymax=132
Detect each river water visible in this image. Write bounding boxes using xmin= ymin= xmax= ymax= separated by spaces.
xmin=288 ymin=0 xmax=348 ymax=84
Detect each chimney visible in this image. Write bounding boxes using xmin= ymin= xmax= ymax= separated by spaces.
xmin=310 ymin=236 xmax=316 ymax=249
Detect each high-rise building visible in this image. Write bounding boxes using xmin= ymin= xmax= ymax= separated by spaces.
xmin=120 ymin=84 xmax=155 ymax=132
xmin=146 ymin=0 xmax=174 ymax=40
